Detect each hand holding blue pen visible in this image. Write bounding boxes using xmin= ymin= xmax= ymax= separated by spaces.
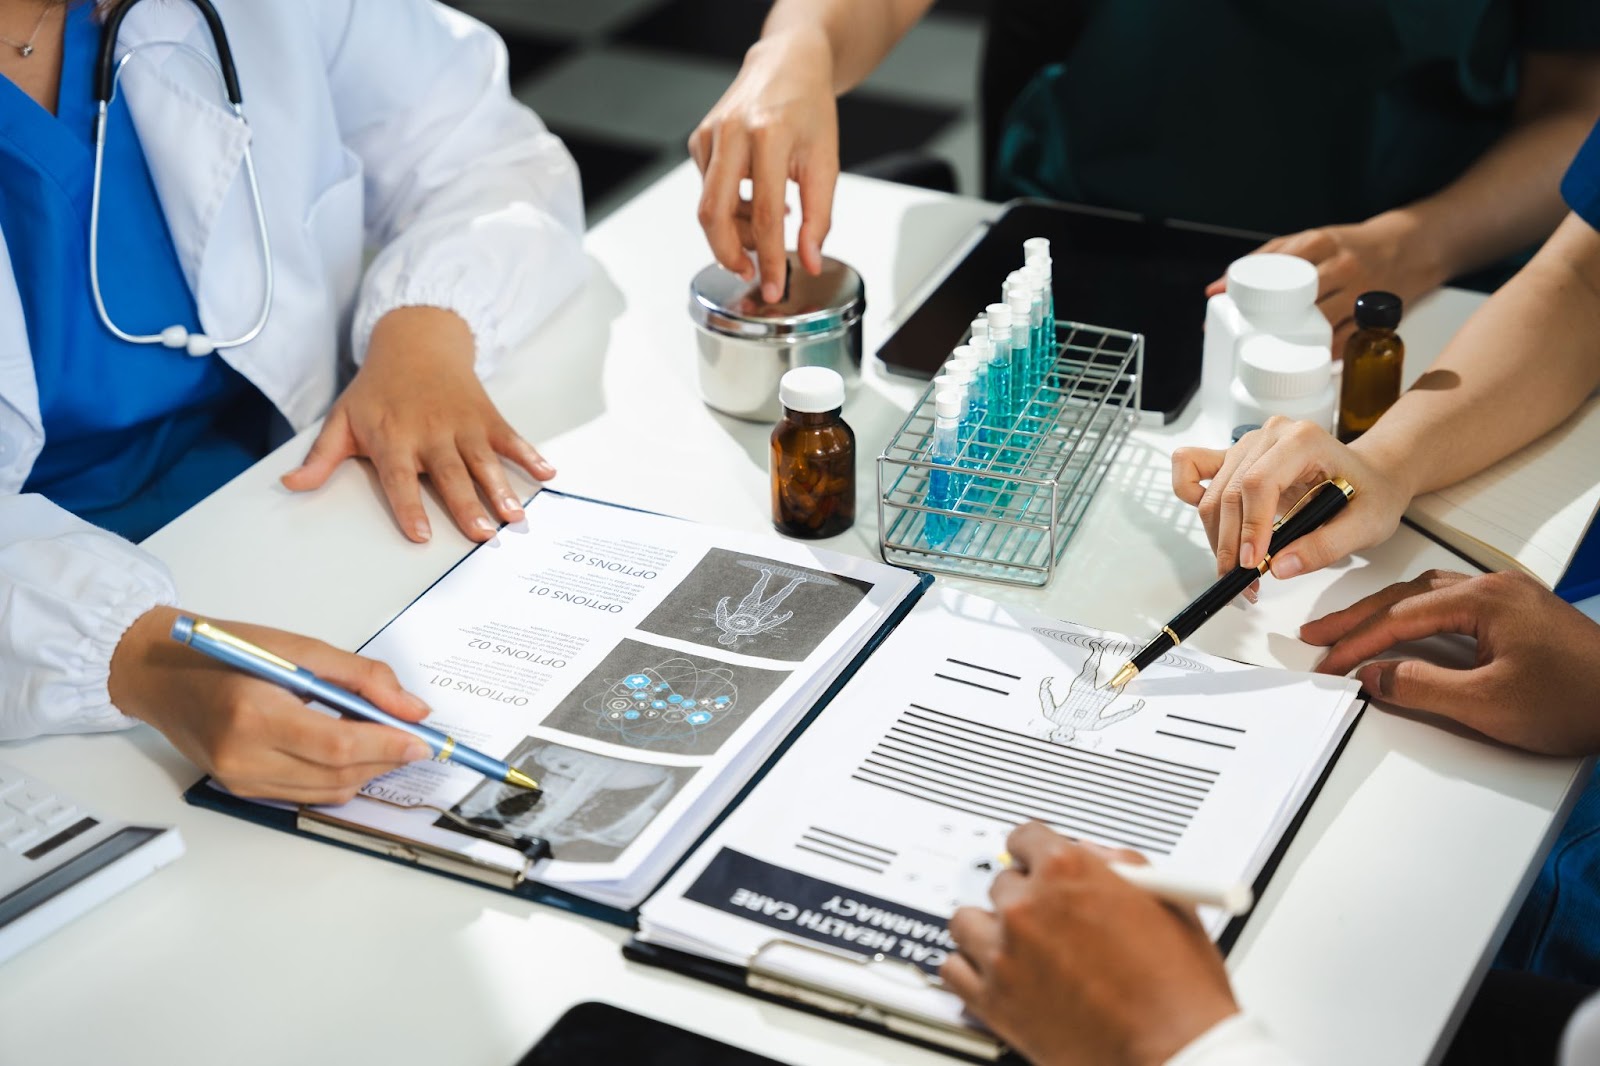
xmin=169 ymin=616 xmax=541 ymax=798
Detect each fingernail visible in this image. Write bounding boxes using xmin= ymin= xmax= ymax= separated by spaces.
xmin=1274 ymin=554 xmax=1303 ymax=579
xmin=405 ymin=693 xmax=430 ymax=716
xmin=474 ymin=517 xmax=497 ymax=535
xmin=1243 ymin=586 xmax=1258 ymax=604
xmin=763 ymin=283 xmax=781 ymax=303
xmin=1239 ymin=544 xmax=1257 ymax=569
xmin=412 ymin=522 xmax=431 ymax=542
xmin=502 ymin=496 xmax=524 ymax=515
xmin=404 ymin=741 xmax=432 ymax=762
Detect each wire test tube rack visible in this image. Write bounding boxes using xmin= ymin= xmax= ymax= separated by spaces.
xmin=877 ymin=322 xmax=1142 ymax=586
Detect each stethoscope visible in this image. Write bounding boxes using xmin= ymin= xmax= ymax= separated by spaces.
xmin=89 ymin=0 xmax=272 ymax=357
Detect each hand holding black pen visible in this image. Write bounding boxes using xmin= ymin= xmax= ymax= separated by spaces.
xmin=1110 ymin=479 xmax=1356 ymax=688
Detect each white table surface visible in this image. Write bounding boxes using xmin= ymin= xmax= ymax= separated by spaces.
xmin=0 ymin=162 xmax=1585 ymax=1066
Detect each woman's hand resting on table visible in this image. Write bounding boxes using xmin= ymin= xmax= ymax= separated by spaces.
xmin=109 ymin=607 xmax=432 ymax=804
xmin=1171 ymin=416 xmax=1416 ymax=587
xmin=1305 ymin=570 xmax=1600 ymax=756
xmin=281 ymin=306 xmax=555 ymax=544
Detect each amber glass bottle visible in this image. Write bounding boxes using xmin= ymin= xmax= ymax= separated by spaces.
xmin=1337 ymin=291 xmax=1404 ymax=442
xmin=771 ymin=368 xmax=855 ymax=539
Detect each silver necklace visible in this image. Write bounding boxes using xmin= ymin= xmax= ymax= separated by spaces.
xmin=0 ymin=3 xmax=51 ymax=58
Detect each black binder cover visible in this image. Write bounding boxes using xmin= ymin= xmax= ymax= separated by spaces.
xmin=182 ymin=490 xmax=935 ymax=927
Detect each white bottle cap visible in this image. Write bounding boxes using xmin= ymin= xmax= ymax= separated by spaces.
xmin=969 ymin=335 xmax=993 ymax=359
xmin=939 ymin=363 xmax=975 ymax=386
xmin=1024 ymin=237 xmax=1050 ymax=262
xmin=950 ymin=344 xmax=975 ymax=364
xmin=985 ymin=303 xmax=1013 ymax=331
xmin=1237 ymin=335 xmax=1331 ymax=400
xmin=969 ymin=315 xmax=987 ymax=337
xmin=1008 ymin=291 xmax=1031 ymax=318
xmin=935 ymin=389 xmax=963 ymax=420
xmin=779 ymin=366 xmax=846 ymax=413
xmin=1226 ymin=253 xmax=1318 ymax=321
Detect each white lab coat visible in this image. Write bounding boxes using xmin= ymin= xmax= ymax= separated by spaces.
xmin=0 ymin=0 xmax=585 ymax=738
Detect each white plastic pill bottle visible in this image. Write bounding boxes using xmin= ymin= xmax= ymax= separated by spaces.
xmin=1230 ymin=335 xmax=1337 ymax=431
xmin=1201 ymin=253 xmax=1331 ymax=419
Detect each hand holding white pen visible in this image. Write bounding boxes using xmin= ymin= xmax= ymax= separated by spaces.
xmin=959 ymin=838 xmax=1252 ymax=916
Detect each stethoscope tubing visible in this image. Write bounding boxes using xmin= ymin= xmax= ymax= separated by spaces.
xmin=88 ymin=0 xmax=272 ymax=356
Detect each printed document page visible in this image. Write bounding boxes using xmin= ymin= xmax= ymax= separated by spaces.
xmin=637 ymin=587 xmax=1361 ymax=1023
xmin=289 ymin=492 xmax=920 ymax=909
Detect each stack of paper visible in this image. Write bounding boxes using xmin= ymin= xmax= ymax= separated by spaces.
xmin=637 ymin=587 xmax=1362 ymax=1026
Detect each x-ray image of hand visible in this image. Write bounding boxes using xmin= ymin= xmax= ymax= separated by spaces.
xmin=1031 ymin=640 xmax=1145 ymax=744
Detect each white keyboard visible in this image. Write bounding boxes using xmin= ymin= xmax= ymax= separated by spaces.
xmin=0 ymin=761 xmax=184 ymax=964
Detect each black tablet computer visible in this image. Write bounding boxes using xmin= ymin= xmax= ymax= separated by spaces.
xmin=517 ymin=1002 xmax=789 ymax=1066
xmin=876 ymin=199 xmax=1268 ymax=424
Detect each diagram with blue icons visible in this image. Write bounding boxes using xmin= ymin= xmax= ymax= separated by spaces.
xmin=544 ymin=637 xmax=793 ymax=756
xmin=584 ymin=659 xmax=741 ymax=746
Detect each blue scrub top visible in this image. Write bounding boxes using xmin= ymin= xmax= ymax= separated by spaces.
xmin=1 ymin=0 xmax=273 ymax=543
xmin=1495 ymin=119 xmax=1600 ymax=985
xmin=1553 ymin=122 xmax=1600 ymax=605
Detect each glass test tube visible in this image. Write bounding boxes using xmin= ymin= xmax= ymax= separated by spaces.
xmin=922 ymin=389 xmax=964 ymax=549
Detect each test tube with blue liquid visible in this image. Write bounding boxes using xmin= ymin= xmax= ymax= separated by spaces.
xmin=965 ymin=335 xmax=994 ymax=467
xmin=1008 ymin=288 xmax=1034 ymax=437
xmin=985 ymin=304 xmax=1016 ymax=463
xmin=921 ymin=389 xmax=965 ymax=550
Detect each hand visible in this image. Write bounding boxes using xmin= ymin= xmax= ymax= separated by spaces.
xmin=689 ymin=27 xmax=839 ymax=302
xmin=1205 ymin=211 xmax=1445 ymax=353
xmin=108 ymin=607 xmax=434 ymax=804
xmin=1171 ymin=416 xmax=1415 ymax=585
xmin=1304 ymin=570 xmax=1600 ymax=756
xmin=943 ymin=823 xmax=1237 ymax=1066
xmin=281 ymin=306 xmax=555 ymax=543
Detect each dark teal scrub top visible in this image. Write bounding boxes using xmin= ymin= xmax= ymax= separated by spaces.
xmin=992 ymin=0 xmax=1600 ymax=244
xmin=1 ymin=1 xmax=273 ymax=543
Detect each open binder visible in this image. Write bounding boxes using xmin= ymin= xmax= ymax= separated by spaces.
xmin=182 ymin=494 xmax=1363 ymax=1059
xmin=185 ymin=490 xmax=934 ymax=927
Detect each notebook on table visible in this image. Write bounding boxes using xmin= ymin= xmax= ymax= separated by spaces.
xmin=1405 ymin=394 xmax=1600 ymax=589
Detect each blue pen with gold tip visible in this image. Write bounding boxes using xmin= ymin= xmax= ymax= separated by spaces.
xmin=170 ymin=616 xmax=541 ymax=795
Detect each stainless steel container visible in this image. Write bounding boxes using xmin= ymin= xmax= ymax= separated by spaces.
xmin=690 ymin=253 xmax=865 ymax=422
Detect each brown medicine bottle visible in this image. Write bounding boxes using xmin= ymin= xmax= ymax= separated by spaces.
xmin=771 ymin=367 xmax=855 ymax=539
xmin=1338 ymin=291 xmax=1404 ymax=442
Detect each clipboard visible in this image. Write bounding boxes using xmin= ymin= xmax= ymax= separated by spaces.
xmin=182 ymin=492 xmax=935 ymax=927
xmin=622 ymin=700 xmax=1365 ymax=1058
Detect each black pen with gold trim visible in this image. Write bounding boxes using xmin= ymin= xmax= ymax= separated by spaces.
xmin=1108 ymin=478 xmax=1357 ymax=689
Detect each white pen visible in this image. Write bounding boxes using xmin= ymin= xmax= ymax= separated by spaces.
xmin=990 ymin=852 xmax=1254 ymax=915
xmin=1108 ymin=862 xmax=1254 ymax=915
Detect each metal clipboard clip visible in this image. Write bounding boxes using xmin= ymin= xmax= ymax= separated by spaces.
xmin=744 ymin=939 xmax=1004 ymax=1061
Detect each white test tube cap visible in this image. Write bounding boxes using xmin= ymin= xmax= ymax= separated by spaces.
xmin=1008 ymin=290 xmax=1031 ymax=317
xmin=969 ymin=334 xmax=993 ymax=358
xmin=1024 ymin=237 xmax=1050 ymax=262
xmin=935 ymin=389 xmax=963 ymax=421
xmin=950 ymin=344 xmax=975 ymax=363
xmin=985 ymin=303 xmax=1013 ymax=331
xmin=969 ymin=315 xmax=988 ymax=338
xmin=940 ymin=361 xmax=975 ymax=385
